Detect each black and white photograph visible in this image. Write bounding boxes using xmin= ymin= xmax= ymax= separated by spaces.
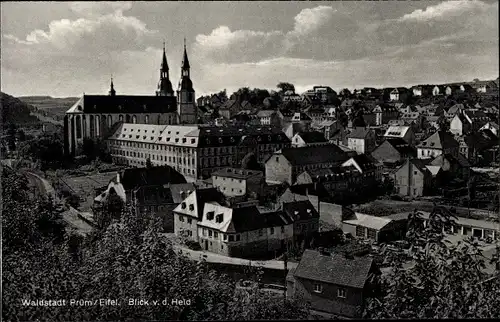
xmin=1 ymin=0 xmax=499 ymax=320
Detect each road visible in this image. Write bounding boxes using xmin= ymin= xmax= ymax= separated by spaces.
xmin=172 ymin=244 xmax=298 ymax=271
xmin=22 ymin=170 xmax=56 ymax=200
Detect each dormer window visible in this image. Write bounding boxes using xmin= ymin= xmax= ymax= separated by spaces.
xmin=181 ymin=202 xmax=186 ymax=209
xmin=207 ymin=211 xmax=215 ymax=220
xmin=189 ymin=204 xmax=194 ymax=211
xmin=215 ymin=214 xmax=224 ymax=223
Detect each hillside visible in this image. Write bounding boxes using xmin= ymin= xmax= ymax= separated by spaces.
xmin=1 ymin=92 xmax=41 ymax=127
xmin=18 ymin=96 xmax=78 ymax=120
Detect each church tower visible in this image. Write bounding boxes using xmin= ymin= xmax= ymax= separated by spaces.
xmin=177 ymin=39 xmax=197 ymax=124
xmin=109 ymin=76 xmax=116 ymax=96
xmin=156 ymin=42 xmax=174 ymax=97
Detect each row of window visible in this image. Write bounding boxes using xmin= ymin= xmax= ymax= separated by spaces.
xmin=313 ymin=283 xmax=347 ymax=298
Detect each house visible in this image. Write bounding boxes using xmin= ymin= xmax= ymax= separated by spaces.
xmin=383 ymin=125 xmax=415 ymax=146
xmin=173 ymin=188 xmax=226 ymax=240
xmin=218 ymin=99 xmax=242 ymax=119
xmin=265 ymin=145 xmax=348 ymax=185
xmin=463 ymin=110 xmax=490 ymax=131
xmin=471 ymin=80 xmax=498 ymax=93
xmin=429 ymin=153 xmax=470 ymax=180
xmin=432 ymin=85 xmax=446 ymax=96
xmin=417 ymin=131 xmax=459 ymax=159
xmin=463 ymin=130 xmax=499 ymax=164
xmin=312 ymin=120 xmax=345 ymax=142
xmin=393 ymin=158 xmax=433 ymax=197
xmin=346 ymin=127 xmax=376 ymax=154
xmin=411 ymin=85 xmax=434 ymax=97
xmin=197 ymin=203 xmax=294 ymax=257
xmin=341 ymin=210 xmax=406 ymax=242
xmin=450 ymin=113 xmax=471 ymax=135
xmin=445 ymin=85 xmax=461 ymax=96
xmin=371 ymin=138 xmax=417 ymax=167
xmin=393 ymin=211 xmax=499 ymax=240
xmin=295 ymin=166 xmax=362 ymax=201
xmin=480 ymin=122 xmax=499 ymax=136
xmin=287 ymin=249 xmax=379 ymax=318
xmin=283 ymin=90 xmax=303 ymax=102
xmin=93 ymin=166 xmax=187 ymax=231
xmin=211 ymin=168 xmax=264 ymax=198
xmin=257 ymin=110 xmax=284 ymax=127
xmin=341 ymin=154 xmax=382 ymax=181
xmin=372 ymin=104 xmax=399 ymax=125
xmin=282 ymin=200 xmax=320 ymax=245
xmin=304 ymin=86 xmax=338 ymax=104
xmin=389 ymin=87 xmax=410 ymax=102
xmin=291 ymin=131 xmax=329 ymax=147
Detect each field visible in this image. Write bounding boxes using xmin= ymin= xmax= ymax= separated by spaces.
xmin=60 ymin=172 xmax=119 ymax=211
xmin=18 ymin=96 xmax=79 ymax=121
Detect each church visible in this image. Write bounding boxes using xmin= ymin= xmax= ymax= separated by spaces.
xmin=64 ymin=43 xmax=197 ymax=156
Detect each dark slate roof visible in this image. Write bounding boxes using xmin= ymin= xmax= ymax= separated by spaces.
xmin=212 ymin=167 xmax=263 ymax=180
xmin=349 ymin=154 xmax=378 ymax=172
xmin=297 ymin=131 xmax=328 ymax=143
xmin=300 ymin=166 xmax=359 ymax=183
xmin=68 ymin=95 xmax=177 ymax=114
xmin=347 ymin=127 xmax=373 ymax=139
xmin=170 ymin=183 xmax=196 ymax=204
xmin=386 ymin=138 xmax=417 ymax=156
xmin=418 ymin=131 xmax=459 ymax=150
xmin=195 ymin=188 xmax=226 ymax=220
xmin=431 ymin=153 xmax=470 ymax=168
xmin=227 ymin=207 xmax=290 ymax=233
xmin=282 ymin=200 xmax=319 ymax=222
xmin=294 ymin=249 xmax=374 ymax=288
xmin=279 ymin=145 xmax=348 ymax=166
xmin=116 ymin=166 xmax=186 ymax=191
xmin=464 ymin=130 xmax=499 ymax=151
xmin=196 ymin=125 xmax=290 ymax=148
xmin=408 ymin=158 xmax=432 ymax=175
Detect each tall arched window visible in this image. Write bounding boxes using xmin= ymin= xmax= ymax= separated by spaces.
xmin=119 ymin=114 xmax=124 ymax=122
xmin=76 ymin=115 xmax=82 ymax=139
xmin=95 ymin=115 xmax=100 ymax=136
xmin=132 ymin=115 xmax=137 ymax=124
xmin=145 ymin=115 xmax=149 ymax=124
xmin=82 ymin=115 xmax=87 ymax=137
xmin=89 ymin=115 xmax=95 ymax=138
xmin=108 ymin=115 xmax=113 ymax=128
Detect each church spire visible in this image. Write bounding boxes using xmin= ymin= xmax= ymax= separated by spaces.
xmin=109 ymin=75 xmax=116 ymax=96
xmin=156 ymin=42 xmax=174 ymax=96
xmin=182 ymin=37 xmax=190 ymax=71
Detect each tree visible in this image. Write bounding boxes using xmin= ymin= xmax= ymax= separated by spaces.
xmin=146 ymin=157 xmax=152 ymax=168
xmin=241 ymin=152 xmax=261 ymax=171
xmin=276 ymin=82 xmax=295 ymax=94
xmin=364 ymin=206 xmax=500 ymax=319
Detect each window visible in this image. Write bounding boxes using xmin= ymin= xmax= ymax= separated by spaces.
xmin=187 ymin=218 xmax=192 ymax=224
xmin=228 ymin=235 xmax=234 ymax=242
xmin=223 ymin=234 xmax=228 ymax=241
xmin=236 ymin=234 xmax=240 ymax=241
xmin=208 ymin=230 xmax=213 ymax=237
xmin=356 ymin=226 xmax=365 ymax=237
xmin=276 ymin=157 xmax=279 ymax=162
xmin=281 ymin=226 xmax=285 ymax=233
xmin=203 ymin=228 xmax=207 ymax=236
xmin=367 ymin=228 xmax=377 ymax=240
xmin=214 ymin=232 xmax=218 ymax=238
xmin=337 ymin=288 xmax=347 ymax=298
xmin=259 ymin=229 xmax=263 ymax=237
xmin=270 ymin=227 xmax=275 ymax=235
xmin=313 ymin=283 xmax=323 ymax=293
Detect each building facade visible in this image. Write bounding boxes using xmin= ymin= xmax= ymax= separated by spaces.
xmin=64 ymin=44 xmax=197 ymax=156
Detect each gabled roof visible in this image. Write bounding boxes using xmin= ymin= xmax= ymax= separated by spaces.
xmin=418 ymin=131 xmax=459 ymax=150
xmin=282 ymin=200 xmax=319 ymax=222
xmin=343 ymin=212 xmax=392 ymax=230
xmin=347 ymin=127 xmax=373 ymax=139
xmin=116 ymin=166 xmax=186 ymax=191
xmin=430 ymin=153 xmax=470 ymax=168
xmin=170 ymin=183 xmax=196 ymax=204
xmin=174 ymin=188 xmax=226 ymax=220
xmin=278 ymin=145 xmax=348 ymax=166
xmin=385 ymin=138 xmax=417 ymax=156
xmin=66 ymin=95 xmax=178 ymax=114
xmin=296 ymin=131 xmax=328 ymax=144
xmin=343 ymin=154 xmax=378 ymax=172
xmin=384 ymin=126 xmax=410 ymax=138
xmin=294 ymin=249 xmax=374 ymax=288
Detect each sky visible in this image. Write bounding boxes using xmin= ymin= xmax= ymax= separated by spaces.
xmin=1 ymin=1 xmax=498 ymax=97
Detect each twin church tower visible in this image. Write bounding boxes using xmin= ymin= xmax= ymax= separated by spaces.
xmin=64 ymin=41 xmax=197 ymax=156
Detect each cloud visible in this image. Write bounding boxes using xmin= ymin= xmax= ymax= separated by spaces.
xmin=288 ymin=5 xmax=336 ymax=37
xmin=398 ymin=0 xmax=488 ymax=22
xmin=68 ymin=2 xmax=133 ymax=17
xmin=194 ymin=26 xmax=283 ymax=63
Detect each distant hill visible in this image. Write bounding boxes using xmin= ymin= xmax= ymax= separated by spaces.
xmin=1 ymin=92 xmax=41 ymax=127
xmin=18 ymin=96 xmax=78 ymax=121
